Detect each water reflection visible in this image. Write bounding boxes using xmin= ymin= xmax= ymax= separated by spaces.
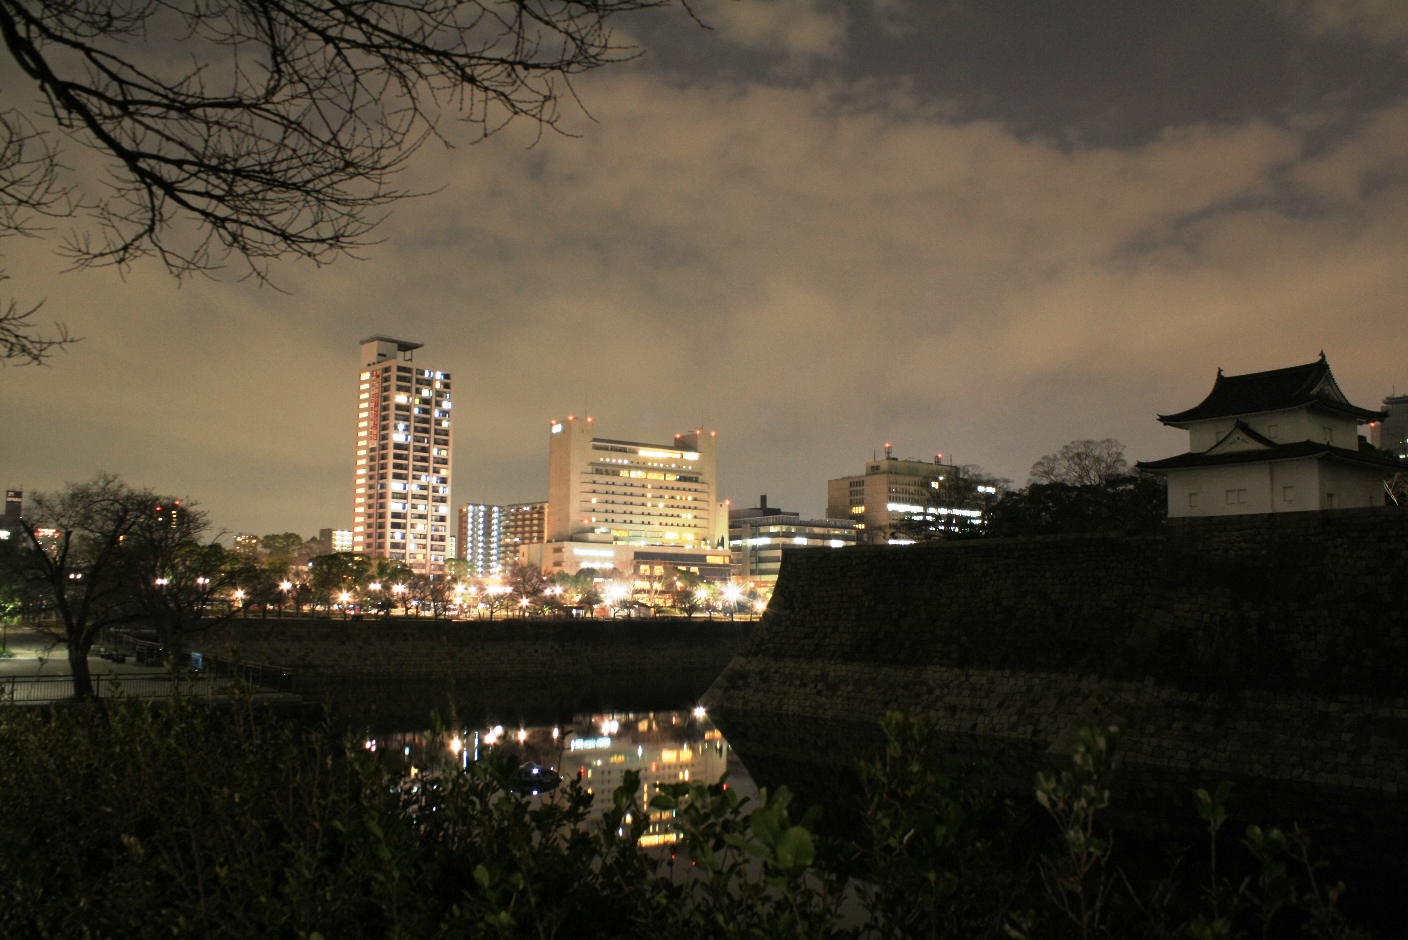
xmin=371 ymin=708 xmax=758 ymax=847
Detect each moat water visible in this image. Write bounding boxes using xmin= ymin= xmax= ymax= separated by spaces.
xmin=369 ymin=708 xmax=762 ymax=845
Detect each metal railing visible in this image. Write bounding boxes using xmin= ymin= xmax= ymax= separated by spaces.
xmin=0 ymin=673 xmax=268 ymax=704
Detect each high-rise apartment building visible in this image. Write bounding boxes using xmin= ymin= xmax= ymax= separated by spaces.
xmin=458 ymin=503 xmax=503 ymax=576
xmin=520 ymin=416 xmax=731 ymax=579
xmin=502 ymin=501 xmax=546 ymax=565
xmin=352 ymin=336 xmax=453 ymax=575
xmin=457 ymin=500 xmax=547 ymax=575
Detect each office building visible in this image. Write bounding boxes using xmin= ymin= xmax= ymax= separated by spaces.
xmin=351 ymin=336 xmax=453 ymax=575
xmin=520 ymin=416 xmax=731 ymax=580
xmin=0 ymin=489 xmax=19 ymax=541
xmin=1138 ymin=354 xmax=1399 ymax=516
xmin=1371 ymin=393 xmax=1408 ymax=459
xmin=826 ymin=445 xmax=984 ymax=543
xmin=729 ymin=496 xmax=858 ymax=590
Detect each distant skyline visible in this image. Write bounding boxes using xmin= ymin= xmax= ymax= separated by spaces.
xmin=3 ymin=0 xmax=1408 ymax=535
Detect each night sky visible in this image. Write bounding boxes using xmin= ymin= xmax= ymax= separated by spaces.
xmin=3 ymin=0 xmax=1408 ymax=535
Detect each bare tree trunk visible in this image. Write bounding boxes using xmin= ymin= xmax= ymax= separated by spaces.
xmin=68 ymin=640 xmax=94 ymax=699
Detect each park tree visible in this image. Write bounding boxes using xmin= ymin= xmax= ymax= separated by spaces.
xmin=1029 ymin=439 xmax=1130 ymax=486
xmin=4 ymin=474 xmax=150 ymax=697
xmin=987 ymin=440 xmax=1166 ymax=537
xmin=117 ymin=497 xmax=238 ymax=655
xmin=308 ymin=552 xmax=370 ymax=618
xmin=260 ymin=532 xmax=304 ymax=575
xmin=0 ymin=0 xmax=676 ymax=363
xmin=507 ymin=561 xmax=547 ymax=615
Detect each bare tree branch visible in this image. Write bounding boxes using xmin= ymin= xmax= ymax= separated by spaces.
xmin=0 ymin=0 xmax=673 ymax=362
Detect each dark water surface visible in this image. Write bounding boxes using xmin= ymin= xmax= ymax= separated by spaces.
xmin=369 ymin=707 xmax=761 ymax=845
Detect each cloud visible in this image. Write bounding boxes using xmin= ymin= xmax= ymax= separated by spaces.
xmin=688 ymin=0 xmax=847 ymax=62
xmin=3 ymin=48 xmax=1408 ymax=532
xmin=1276 ymin=0 xmax=1408 ymax=49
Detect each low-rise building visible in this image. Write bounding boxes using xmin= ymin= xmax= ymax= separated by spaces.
xmin=1137 ymin=354 xmax=1399 ymax=516
xmin=316 ymin=527 xmax=354 ymax=554
xmin=729 ymin=496 xmax=857 ymax=590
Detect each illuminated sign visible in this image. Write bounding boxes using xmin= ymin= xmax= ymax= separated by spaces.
xmin=569 ymin=737 xmax=614 ymax=751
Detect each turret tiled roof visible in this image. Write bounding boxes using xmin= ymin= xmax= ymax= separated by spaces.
xmin=1158 ymin=354 xmax=1386 ymax=427
xmin=1137 ymin=440 xmax=1403 ymax=473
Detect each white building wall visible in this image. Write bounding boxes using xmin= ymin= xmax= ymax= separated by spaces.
xmin=1186 ymin=410 xmax=1360 ymax=451
xmin=1167 ymin=457 xmax=1385 ymax=517
xmin=1318 ymin=461 xmax=1386 ymax=510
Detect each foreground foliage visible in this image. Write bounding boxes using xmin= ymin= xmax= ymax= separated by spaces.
xmin=0 ymin=699 xmax=1373 ymax=939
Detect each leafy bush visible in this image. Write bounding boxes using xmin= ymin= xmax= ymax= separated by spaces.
xmin=0 ymin=700 xmax=1373 ymax=939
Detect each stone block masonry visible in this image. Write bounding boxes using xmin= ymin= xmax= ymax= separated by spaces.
xmin=195 ymin=619 xmax=753 ymax=728
xmin=703 ymin=507 xmax=1408 ymax=857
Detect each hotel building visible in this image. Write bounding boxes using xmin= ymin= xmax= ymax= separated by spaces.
xmin=520 ymin=416 xmax=731 ymax=580
xmin=351 ymin=336 xmax=453 ymax=575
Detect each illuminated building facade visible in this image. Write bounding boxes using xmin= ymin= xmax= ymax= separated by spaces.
xmin=457 ymin=503 xmax=502 ymax=576
xmin=316 ymin=527 xmax=353 ymax=554
xmin=457 ymin=500 xmax=546 ymax=575
xmin=522 ymin=416 xmax=731 ymax=579
xmin=0 ymin=489 xmax=19 ymax=541
xmin=826 ymin=445 xmax=983 ymax=543
xmin=351 ymin=336 xmax=453 ymax=575
xmin=502 ymin=501 xmax=546 ymax=562
xmin=729 ymin=496 xmax=858 ymax=590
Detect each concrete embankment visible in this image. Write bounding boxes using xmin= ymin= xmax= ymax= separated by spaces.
xmin=703 ymin=508 xmax=1408 ymax=862
xmin=193 ymin=618 xmax=754 ymax=727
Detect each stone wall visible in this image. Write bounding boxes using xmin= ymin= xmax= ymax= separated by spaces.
xmin=193 ymin=618 xmax=753 ymax=727
xmin=703 ymin=508 xmax=1408 ymax=855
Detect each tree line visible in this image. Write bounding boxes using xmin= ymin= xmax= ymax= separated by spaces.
xmin=0 ymin=472 xmax=759 ymax=698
